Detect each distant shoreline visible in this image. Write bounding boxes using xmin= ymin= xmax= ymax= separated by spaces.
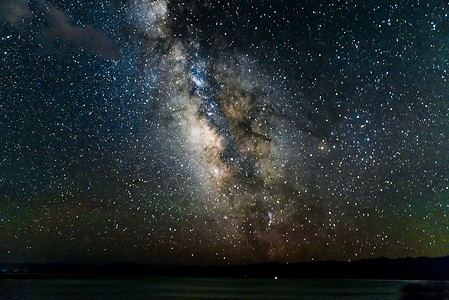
xmin=2 ymin=256 xmax=449 ymax=280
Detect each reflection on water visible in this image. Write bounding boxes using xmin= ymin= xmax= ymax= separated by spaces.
xmin=400 ymin=282 xmax=449 ymax=300
xmin=0 ymin=277 xmax=444 ymax=300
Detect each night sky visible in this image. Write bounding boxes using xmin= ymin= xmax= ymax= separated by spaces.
xmin=1 ymin=0 xmax=448 ymax=266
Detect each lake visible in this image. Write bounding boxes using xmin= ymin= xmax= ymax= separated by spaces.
xmin=0 ymin=277 xmax=440 ymax=299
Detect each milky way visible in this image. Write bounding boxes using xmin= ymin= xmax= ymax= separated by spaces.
xmin=1 ymin=0 xmax=448 ymax=265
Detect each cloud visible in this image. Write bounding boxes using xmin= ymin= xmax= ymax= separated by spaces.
xmin=0 ymin=0 xmax=32 ymax=31
xmin=0 ymin=0 xmax=119 ymax=59
xmin=41 ymin=3 xmax=119 ymax=59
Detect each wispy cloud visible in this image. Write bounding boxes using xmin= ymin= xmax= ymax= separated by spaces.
xmin=0 ymin=0 xmax=119 ymax=59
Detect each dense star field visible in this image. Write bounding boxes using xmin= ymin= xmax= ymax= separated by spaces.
xmin=0 ymin=0 xmax=448 ymax=265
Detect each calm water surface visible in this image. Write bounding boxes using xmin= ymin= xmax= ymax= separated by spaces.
xmin=0 ymin=277 xmax=432 ymax=299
